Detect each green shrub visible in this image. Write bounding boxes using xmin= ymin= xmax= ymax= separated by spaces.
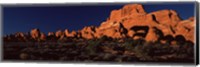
xmin=86 ymin=40 xmax=101 ymax=55
xmin=133 ymin=44 xmax=152 ymax=61
xmin=123 ymin=39 xmax=135 ymax=50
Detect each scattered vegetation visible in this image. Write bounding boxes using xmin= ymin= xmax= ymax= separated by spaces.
xmin=3 ymin=37 xmax=194 ymax=63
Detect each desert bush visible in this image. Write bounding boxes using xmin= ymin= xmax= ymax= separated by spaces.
xmin=123 ymin=39 xmax=134 ymax=50
xmin=86 ymin=40 xmax=101 ymax=55
xmin=174 ymin=41 xmax=194 ymax=57
xmin=132 ymin=38 xmax=146 ymax=47
xmin=133 ymin=44 xmax=152 ymax=61
xmin=131 ymin=40 xmax=185 ymax=61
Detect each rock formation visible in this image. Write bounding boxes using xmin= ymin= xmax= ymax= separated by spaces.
xmin=80 ymin=26 xmax=96 ymax=39
xmin=4 ymin=4 xmax=195 ymax=43
xmin=40 ymin=33 xmax=46 ymax=40
xmin=65 ymin=29 xmax=78 ymax=37
xmin=48 ymin=32 xmax=55 ymax=36
xmin=30 ymin=28 xmax=47 ymax=41
xmin=95 ymin=4 xmax=195 ymax=43
xmin=30 ymin=28 xmax=41 ymax=39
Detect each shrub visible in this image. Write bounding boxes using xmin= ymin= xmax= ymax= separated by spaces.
xmin=123 ymin=39 xmax=134 ymax=50
xmin=86 ymin=40 xmax=101 ymax=55
xmin=133 ymin=44 xmax=152 ymax=61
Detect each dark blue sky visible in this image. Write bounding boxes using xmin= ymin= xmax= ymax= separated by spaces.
xmin=3 ymin=3 xmax=195 ymax=35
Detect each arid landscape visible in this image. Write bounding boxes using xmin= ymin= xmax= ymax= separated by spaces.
xmin=3 ymin=4 xmax=195 ymax=63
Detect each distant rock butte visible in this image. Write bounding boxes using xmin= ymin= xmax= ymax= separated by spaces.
xmin=5 ymin=4 xmax=195 ymax=43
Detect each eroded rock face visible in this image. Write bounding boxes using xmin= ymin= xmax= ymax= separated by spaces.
xmin=148 ymin=9 xmax=181 ymax=26
xmin=48 ymin=32 xmax=55 ymax=36
xmin=80 ymin=26 xmax=96 ymax=39
xmin=30 ymin=28 xmax=41 ymax=39
xmin=14 ymin=32 xmax=27 ymax=41
xmin=15 ymin=32 xmax=25 ymax=38
xmin=96 ymin=22 xmax=128 ymax=39
xmin=4 ymin=4 xmax=195 ymax=43
xmin=71 ymin=31 xmax=77 ymax=37
xmin=145 ymin=27 xmax=159 ymax=42
xmin=65 ymin=29 xmax=78 ymax=37
xmin=175 ymin=17 xmax=195 ymax=42
xmin=99 ymin=4 xmax=147 ymax=30
xmin=96 ymin=4 xmax=194 ymax=43
xmin=40 ymin=33 xmax=46 ymax=40
xmin=55 ymin=30 xmax=65 ymax=40
xmin=127 ymin=30 xmax=135 ymax=37
xmin=64 ymin=29 xmax=70 ymax=37
xmin=109 ymin=4 xmax=146 ymax=22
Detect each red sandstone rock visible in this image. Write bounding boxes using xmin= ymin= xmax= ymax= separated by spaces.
xmin=65 ymin=30 xmax=77 ymax=37
xmin=30 ymin=28 xmax=41 ymax=39
xmin=4 ymin=4 xmax=195 ymax=43
xmin=55 ymin=30 xmax=65 ymax=39
xmin=175 ymin=17 xmax=195 ymax=42
xmin=145 ymin=27 xmax=159 ymax=42
xmin=97 ymin=4 xmax=194 ymax=43
xmin=14 ymin=32 xmax=27 ymax=41
xmin=80 ymin=26 xmax=96 ymax=39
xmin=97 ymin=22 xmax=128 ymax=38
xmin=64 ymin=29 xmax=70 ymax=37
xmin=127 ymin=30 xmax=135 ymax=37
xmin=15 ymin=32 xmax=25 ymax=38
xmin=40 ymin=33 xmax=46 ymax=40
xmin=48 ymin=32 xmax=55 ymax=36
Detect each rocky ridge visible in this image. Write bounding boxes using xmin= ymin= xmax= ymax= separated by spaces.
xmin=4 ymin=4 xmax=195 ymax=44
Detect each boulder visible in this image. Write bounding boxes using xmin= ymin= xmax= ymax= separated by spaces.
xmin=40 ymin=33 xmax=46 ymax=40
xmin=30 ymin=28 xmax=41 ymax=39
xmin=48 ymin=32 xmax=55 ymax=36
xmin=55 ymin=30 xmax=65 ymax=39
xmin=66 ymin=30 xmax=77 ymax=37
